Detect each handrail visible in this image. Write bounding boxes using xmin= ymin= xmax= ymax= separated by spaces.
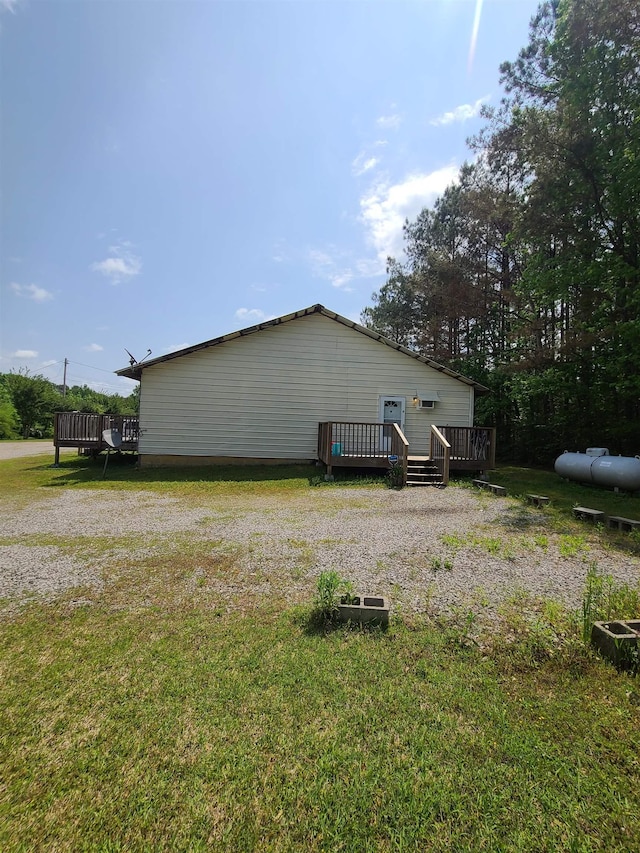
xmin=391 ymin=423 xmax=409 ymax=487
xmin=430 ymin=424 xmax=451 ymax=486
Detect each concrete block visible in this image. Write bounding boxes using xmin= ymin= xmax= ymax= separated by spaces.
xmin=338 ymin=595 xmax=389 ymax=627
xmin=606 ymin=515 xmax=640 ymax=532
xmin=573 ymin=507 xmax=605 ymax=522
xmin=527 ymin=494 xmax=550 ymax=507
xmin=591 ymin=621 xmax=639 ymax=669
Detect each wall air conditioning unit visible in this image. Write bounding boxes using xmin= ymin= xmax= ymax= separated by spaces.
xmin=415 ymin=392 xmax=440 ymax=410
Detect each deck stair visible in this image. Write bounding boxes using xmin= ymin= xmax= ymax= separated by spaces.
xmin=406 ymin=456 xmax=444 ymax=487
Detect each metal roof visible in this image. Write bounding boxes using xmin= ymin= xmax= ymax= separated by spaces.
xmin=116 ymin=303 xmax=489 ymax=392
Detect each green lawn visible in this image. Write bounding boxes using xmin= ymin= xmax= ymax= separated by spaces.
xmin=488 ymin=464 xmax=640 ymax=524
xmin=0 ymin=453 xmax=382 ymax=504
xmin=2 ymin=602 xmax=639 ymax=853
xmin=1 ymin=455 xmax=639 ymax=851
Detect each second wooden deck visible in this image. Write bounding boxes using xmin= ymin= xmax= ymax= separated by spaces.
xmin=53 ymin=412 xmax=139 ymax=464
xmin=318 ymin=422 xmax=495 ymax=486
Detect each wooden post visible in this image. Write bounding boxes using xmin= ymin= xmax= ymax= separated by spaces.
xmin=326 ymin=422 xmax=333 ymax=478
xmin=489 ymin=427 xmax=497 ymax=469
xmin=53 ymin=412 xmax=60 ymax=467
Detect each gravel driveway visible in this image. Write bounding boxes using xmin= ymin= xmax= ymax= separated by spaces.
xmin=0 ymin=440 xmax=56 ymax=460
xmin=1 ymin=483 xmax=638 ymax=621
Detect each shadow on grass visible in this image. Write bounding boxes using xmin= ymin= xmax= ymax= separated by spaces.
xmin=35 ymin=455 xmax=320 ymax=488
xmin=296 ymin=607 xmax=390 ymax=637
xmin=26 ymin=455 xmax=389 ymax=491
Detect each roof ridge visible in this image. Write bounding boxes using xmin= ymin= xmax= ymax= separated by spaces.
xmin=116 ymin=303 xmax=489 ymax=392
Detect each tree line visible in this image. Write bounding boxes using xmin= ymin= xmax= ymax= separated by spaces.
xmin=362 ymin=0 xmax=639 ymax=463
xmin=0 ymin=371 xmax=139 ymax=440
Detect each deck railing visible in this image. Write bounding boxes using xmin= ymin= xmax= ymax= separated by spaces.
xmin=430 ymin=425 xmax=451 ymax=486
xmin=436 ymin=426 xmax=496 ymax=470
xmin=318 ymin=421 xmax=409 ymax=484
xmin=53 ymin=412 xmax=139 ymax=464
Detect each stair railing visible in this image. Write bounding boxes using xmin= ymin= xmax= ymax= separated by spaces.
xmin=430 ymin=425 xmax=451 ymax=486
xmin=391 ymin=423 xmax=409 ymax=486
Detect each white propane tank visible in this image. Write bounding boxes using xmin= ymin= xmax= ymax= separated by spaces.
xmin=591 ymin=456 xmax=640 ymax=490
xmin=555 ymin=450 xmax=640 ymax=491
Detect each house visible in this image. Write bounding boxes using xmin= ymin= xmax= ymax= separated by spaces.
xmin=116 ymin=304 xmax=492 ymax=480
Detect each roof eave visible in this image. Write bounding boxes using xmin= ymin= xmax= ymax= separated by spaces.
xmin=114 ymin=303 xmax=489 ymax=393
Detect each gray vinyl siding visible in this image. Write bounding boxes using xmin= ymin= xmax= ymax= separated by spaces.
xmin=138 ymin=312 xmax=474 ymax=459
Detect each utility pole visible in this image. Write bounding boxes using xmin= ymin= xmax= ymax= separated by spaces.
xmin=62 ymin=358 xmax=68 ymax=397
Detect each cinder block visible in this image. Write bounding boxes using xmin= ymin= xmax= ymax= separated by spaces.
xmin=607 ymin=515 xmax=640 ymax=532
xmin=338 ymin=595 xmax=389 ymax=627
xmin=573 ymin=507 xmax=605 ymax=522
xmin=527 ymin=494 xmax=550 ymax=507
xmin=591 ymin=621 xmax=639 ymax=669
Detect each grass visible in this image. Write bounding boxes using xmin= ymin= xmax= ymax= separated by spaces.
xmin=483 ymin=464 xmax=640 ymax=523
xmin=2 ymin=602 xmax=640 ymax=853
xmin=454 ymin=465 xmax=640 ymax=558
xmin=2 ymin=455 xmax=640 ymax=850
xmin=0 ymin=453 xmax=385 ymax=504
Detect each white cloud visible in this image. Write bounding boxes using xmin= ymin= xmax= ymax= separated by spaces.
xmin=13 ymin=349 xmax=38 ymax=358
xmin=10 ymin=282 xmax=54 ymax=302
xmin=376 ymin=113 xmax=402 ymax=130
xmin=308 ymin=246 xmax=385 ymax=292
xmin=355 ymin=257 xmax=386 ymax=278
xmin=234 ymin=308 xmax=274 ymax=325
xmin=308 ymin=249 xmax=355 ymax=292
xmin=164 ymin=342 xmax=191 ymax=354
xmin=360 ymin=166 xmax=459 ymax=261
xmin=90 ymin=242 xmax=142 ymax=285
xmin=352 ymin=152 xmax=380 ymax=177
xmin=330 ymin=271 xmax=354 ymax=289
xmin=430 ymin=96 xmax=489 ymax=127
xmin=271 ymin=245 xmax=289 ymax=263
xmin=84 ymin=343 xmax=104 ymax=352
xmin=0 ymin=0 xmax=23 ymax=13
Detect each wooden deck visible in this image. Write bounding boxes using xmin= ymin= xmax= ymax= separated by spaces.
xmin=318 ymin=422 xmax=495 ymax=486
xmin=53 ymin=412 xmax=139 ymax=465
xmin=318 ymin=421 xmax=409 ymax=480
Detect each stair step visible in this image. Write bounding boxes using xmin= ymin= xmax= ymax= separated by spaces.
xmin=405 ymin=456 xmax=445 ymax=486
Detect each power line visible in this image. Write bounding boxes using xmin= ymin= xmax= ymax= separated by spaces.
xmin=35 ymin=360 xmax=64 ymax=373
xmin=68 ymin=359 xmax=119 ymax=375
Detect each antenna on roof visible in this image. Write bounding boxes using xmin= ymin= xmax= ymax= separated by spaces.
xmin=125 ymin=348 xmax=152 ymax=366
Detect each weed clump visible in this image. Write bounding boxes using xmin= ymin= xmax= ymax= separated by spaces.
xmin=311 ymin=570 xmax=353 ymax=625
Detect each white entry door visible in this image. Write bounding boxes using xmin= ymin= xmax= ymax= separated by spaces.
xmin=378 ymin=396 xmax=406 ymax=452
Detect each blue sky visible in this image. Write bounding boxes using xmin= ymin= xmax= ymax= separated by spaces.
xmin=1 ymin=0 xmax=540 ymax=394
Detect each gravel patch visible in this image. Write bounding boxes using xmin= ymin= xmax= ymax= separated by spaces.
xmin=1 ymin=486 xmax=638 ymax=619
xmin=0 ymin=490 xmax=212 ymax=537
xmin=0 ymin=545 xmax=103 ymax=600
xmin=0 ymin=440 xmax=57 ymax=460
